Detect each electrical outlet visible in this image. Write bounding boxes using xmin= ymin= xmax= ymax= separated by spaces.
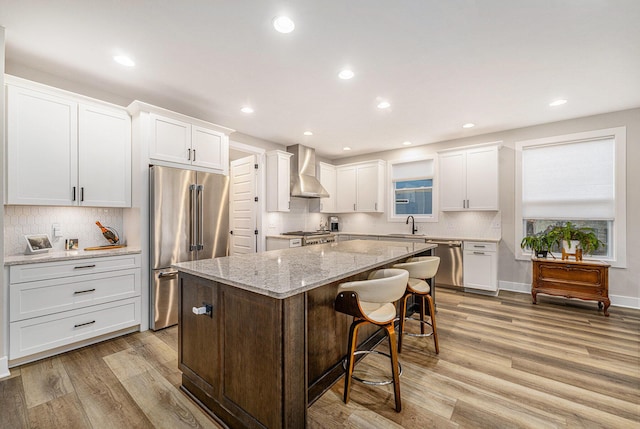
xmin=52 ymin=223 xmax=63 ymax=237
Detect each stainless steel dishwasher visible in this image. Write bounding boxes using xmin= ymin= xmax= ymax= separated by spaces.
xmin=427 ymin=240 xmax=463 ymax=288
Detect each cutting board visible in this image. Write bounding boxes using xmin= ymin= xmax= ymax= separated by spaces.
xmin=84 ymin=245 xmax=127 ymax=251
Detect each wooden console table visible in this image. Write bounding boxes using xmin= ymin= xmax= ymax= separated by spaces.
xmin=531 ymin=257 xmax=610 ymax=316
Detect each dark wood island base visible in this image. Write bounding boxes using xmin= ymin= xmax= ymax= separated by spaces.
xmin=175 ymin=241 xmax=435 ymax=428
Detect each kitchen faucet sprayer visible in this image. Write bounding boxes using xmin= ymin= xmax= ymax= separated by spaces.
xmin=406 ymin=216 xmax=418 ymax=235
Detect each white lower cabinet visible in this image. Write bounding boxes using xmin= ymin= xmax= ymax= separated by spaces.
xmin=463 ymin=241 xmax=498 ymax=291
xmin=8 ymin=254 xmax=141 ymax=361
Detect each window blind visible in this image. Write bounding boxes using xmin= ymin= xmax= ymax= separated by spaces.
xmin=522 ymin=138 xmax=615 ymax=219
xmin=392 ymin=159 xmax=433 ymax=181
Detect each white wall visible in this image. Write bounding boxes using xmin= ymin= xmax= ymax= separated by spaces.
xmin=332 ymin=108 xmax=640 ymax=304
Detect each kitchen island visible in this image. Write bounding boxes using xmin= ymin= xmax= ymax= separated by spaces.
xmin=173 ymin=239 xmax=435 ymax=429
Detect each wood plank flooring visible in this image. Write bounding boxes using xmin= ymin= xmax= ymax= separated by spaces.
xmin=1 ymin=288 xmax=638 ymax=428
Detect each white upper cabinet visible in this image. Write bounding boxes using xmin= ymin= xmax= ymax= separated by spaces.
xmin=147 ymin=110 xmax=230 ymax=174
xmin=6 ymin=78 xmax=131 ymax=207
xmin=149 ymin=114 xmax=191 ymax=165
xmin=335 ymin=160 xmax=385 ymax=213
xmin=335 ymin=165 xmax=357 ymax=212
xmin=79 ymin=103 xmax=131 ymax=207
xmin=266 ymin=150 xmax=292 ymax=212
xmin=439 ymin=144 xmax=499 ymax=211
xmin=318 ymin=162 xmax=337 ymax=213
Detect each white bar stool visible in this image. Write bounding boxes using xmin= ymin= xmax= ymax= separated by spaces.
xmin=334 ymin=268 xmax=409 ymax=412
xmin=393 ymin=256 xmax=440 ymax=354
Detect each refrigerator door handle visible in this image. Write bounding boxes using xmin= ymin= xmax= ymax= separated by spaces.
xmin=189 ymin=184 xmax=197 ymax=251
xmin=197 ymin=184 xmax=204 ymax=250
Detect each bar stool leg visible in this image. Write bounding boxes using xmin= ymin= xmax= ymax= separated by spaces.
xmin=420 ymin=295 xmax=426 ymax=335
xmin=398 ymin=294 xmax=410 ymax=353
xmin=426 ymin=294 xmax=439 ymax=354
xmin=344 ymin=319 xmax=365 ymax=404
xmin=385 ymin=323 xmax=402 ymax=412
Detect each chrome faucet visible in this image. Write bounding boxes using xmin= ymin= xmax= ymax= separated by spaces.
xmin=406 ymin=215 xmax=418 ymax=234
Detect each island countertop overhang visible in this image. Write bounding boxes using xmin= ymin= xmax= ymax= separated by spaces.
xmin=173 ymin=240 xmax=437 ymax=299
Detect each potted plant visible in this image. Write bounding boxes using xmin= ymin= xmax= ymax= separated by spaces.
xmin=520 ymin=232 xmax=555 ymax=258
xmin=547 ymin=222 xmax=605 ymax=256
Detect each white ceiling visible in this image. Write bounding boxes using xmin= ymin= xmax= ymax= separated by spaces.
xmin=1 ymin=1 xmax=639 ymax=159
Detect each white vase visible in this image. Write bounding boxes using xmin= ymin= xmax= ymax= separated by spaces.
xmin=562 ymin=240 xmax=581 ymax=252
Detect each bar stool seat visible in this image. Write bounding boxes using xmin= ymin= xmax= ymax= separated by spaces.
xmin=335 ymin=268 xmax=409 ymax=412
xmin=393 ymin=256 xmax=440 ymax=354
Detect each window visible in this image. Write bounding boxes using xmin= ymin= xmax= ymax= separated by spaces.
xmin=515 ymin=127 xmax=626 ymax=266
xmin=388 ymin=158 xmax=437 ymax=222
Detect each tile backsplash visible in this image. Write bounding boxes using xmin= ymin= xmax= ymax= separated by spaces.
xmin=335 ymin=210 xmax=502 ymax=239
xmin=4 ymin=206 xmax=124 ymax=256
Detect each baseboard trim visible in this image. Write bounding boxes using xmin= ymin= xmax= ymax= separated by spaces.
xmin=499 ymin=281 xmax=530 ymax=293
xmin=498 ymin=281 xmax=639 ymax=309
xmin=609 ymin=294 xmax=640 ymax=309
xmin=0 ymin=356 xmax=10 ymax=379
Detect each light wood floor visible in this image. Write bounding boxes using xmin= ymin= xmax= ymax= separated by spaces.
xmin=1 ymin=288 xmax=638 ymax=428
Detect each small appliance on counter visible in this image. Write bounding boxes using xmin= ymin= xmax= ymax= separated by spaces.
xmin=329 ymin=216 xmax=340 ymax=232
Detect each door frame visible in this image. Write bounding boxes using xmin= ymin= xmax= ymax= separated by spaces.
xmin=229 ymin=141 xmax=265 ymax=252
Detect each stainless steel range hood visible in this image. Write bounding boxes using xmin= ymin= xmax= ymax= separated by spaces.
xmin=287 ymin=144 xmax=329 ymax=198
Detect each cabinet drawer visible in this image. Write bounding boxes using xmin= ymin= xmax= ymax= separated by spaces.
xmin=10 ymin=298 xmax=140 ymax=360
xmin=538 ymin=265 xmax=604 ymax=286
xmin=464 ymin=241 xmax=497 ymax=252
xmin=9 ymin=254 xmax=141 ymax=283
xmin=10 ymin=268 xmax=141 ymax=322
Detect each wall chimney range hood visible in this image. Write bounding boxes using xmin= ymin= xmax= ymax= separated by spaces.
xmin=286 ymin=144 xmax=329 ymax=198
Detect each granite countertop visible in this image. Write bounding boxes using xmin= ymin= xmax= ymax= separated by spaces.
xmin=340 ymin=232 xmax=501 ymax=243
xmin=174 ymin=239 xmax=436 ymax=299
xmin=4 ymin=247 xmax=142 ymax=266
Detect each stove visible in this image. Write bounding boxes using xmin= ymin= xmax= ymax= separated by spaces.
xmin=282 ymin=231 xmax=336 ymax=246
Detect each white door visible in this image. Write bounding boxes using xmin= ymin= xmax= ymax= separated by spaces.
xmin=78 ymin=103 xmax=131 ymax=207
xmin=230 ymin=155 xmax=258 ymax=255
xmin=6 ymin=85 xmax=78 ymax=205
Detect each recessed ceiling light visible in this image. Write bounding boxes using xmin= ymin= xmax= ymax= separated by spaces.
xmin=403 ymin=141 xmax=412 ymax=146
xmin=377 ymin=101 xmax=391 ymax=109
xmin=113 ymin=55 xmax=135 ymax=67
xmin=303 ymin=131 xmax=313 ymax=136
xmin=241 ymin=106 xmax=254 ymax=114
xmin=343 ymin=146 xmax=351 ymax=151
xmin=462 ymin=123 xmax=475 ymax=128
xmin=549 ymin=99 xmax=567 ymax=107
xmin=338 ymin=69 xmax=354 ymax=80
xmin=273 ymin=16 xmax=295 ymax=33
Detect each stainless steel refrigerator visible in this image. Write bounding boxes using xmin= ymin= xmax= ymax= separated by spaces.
xmin=150 ymin=165 xmax=229 ymax=330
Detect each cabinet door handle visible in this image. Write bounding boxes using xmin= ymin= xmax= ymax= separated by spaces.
xmin=375 ymin=202 xmax=378 ymax=211
xmin=74 ymin=264 xmax=96 ymax=269
xmin=473 ymin=251 xmax=485 ymax=255
xmin=353 ymin=203 xmax=356 ymax=211
xmin=74 ymin=320 xmax=96 ymax=328
xmin=474 ymin=245 xmax=486 ymax=248
xmin=81 ymin=187 xmax=84 ymax=202
xmin=188 ymin=148 xmax=191 ymax=160
xmin=72 ymin=186 xmax=76 ymax=201
xmin=193 ymin=149 xmax=196 ymax=162
xmin=73 ymin=288 xmax=96 ymax=295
